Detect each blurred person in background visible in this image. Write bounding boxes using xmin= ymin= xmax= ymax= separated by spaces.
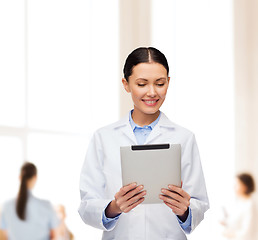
xmin=0 ymin=162 xmax=59 ymax=240
xmin=0 ymin=210 xmax=4 ymax=240
xmin=0 ymin=231 xmax=4 ymax=240
xmin=55 ymin=205 xmax=74 ymax=240
xmin=0 ymin=208 xmax=4 ymax=240
xmin=220 ymin=173 xmax=257 ymax=240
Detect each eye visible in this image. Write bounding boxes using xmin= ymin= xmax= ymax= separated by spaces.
xmin=137 ymin=83 xmax=146 ymax=87
xmin=157 ymin=83 xmax=165 ymax=87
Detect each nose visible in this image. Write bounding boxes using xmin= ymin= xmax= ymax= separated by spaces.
xmin=147 ymin=85 xmax=157 ymax=98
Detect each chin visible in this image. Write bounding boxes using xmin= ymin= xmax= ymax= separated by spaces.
xmin=134 ymin=103 xmax=162 ymax=116
xmin=142 ymin=108 xmax=160 ymax=115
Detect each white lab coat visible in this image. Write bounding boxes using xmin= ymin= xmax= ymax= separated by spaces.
xmin=79 ymin=112 xmax=209 ymax=240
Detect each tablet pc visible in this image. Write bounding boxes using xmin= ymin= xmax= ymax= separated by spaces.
xmin=120 ymin=143 xmax=181 ymax=204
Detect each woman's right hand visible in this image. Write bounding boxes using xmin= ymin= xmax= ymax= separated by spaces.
xmin=105 ymin=183 xmax=146 ymax=218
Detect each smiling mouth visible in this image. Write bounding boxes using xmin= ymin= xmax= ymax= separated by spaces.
xmin=142 ymin=99 xmax=159 ymax=106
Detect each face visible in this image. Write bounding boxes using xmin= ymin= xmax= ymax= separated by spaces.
xmin=122 ymin=62 xmax=170 ymax=117
xmin=234 ymin=178 xmax=247 ymax=197
xmin=26 ymin=175 xmax=37 ymax=190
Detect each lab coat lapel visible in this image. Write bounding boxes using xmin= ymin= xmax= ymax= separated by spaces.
xmin=121 ymin=124 xmax=137 ymax=144
xmin=114 ymin=113 xmax=137 ymax=145
xmin=145 ymin=112 xmax=175 ymax=144
xmin=145 ymin=126 xmax=162 ymax=144
xmin=115 ymin=111 xmax=175 ymax=145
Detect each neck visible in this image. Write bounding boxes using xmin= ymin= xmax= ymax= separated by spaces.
xmin=132 ymin=108 xmax=160 ymax=127
xmin=238 ymin=193 xmax=251 ymax=200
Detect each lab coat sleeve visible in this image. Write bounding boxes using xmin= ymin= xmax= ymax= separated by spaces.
xmin=181 ymin=133 xmax=209 ymax=234
xmin=78 ymin=132 xmax=116 ymax=231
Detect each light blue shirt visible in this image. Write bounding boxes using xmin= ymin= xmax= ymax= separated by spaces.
xmin=102 ymin=110 xmax=192 ymax=231
xmin=0 ymin=192 xmax=59 ymax=240
xmin=129 ymin=110 xmax=161 ymax=145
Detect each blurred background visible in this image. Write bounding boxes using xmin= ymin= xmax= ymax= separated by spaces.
xmin=0 ymin=0 xmax=257 ymax=239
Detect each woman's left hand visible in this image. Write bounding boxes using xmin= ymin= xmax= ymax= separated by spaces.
xmin=159 ymin=183 xmax=191 ymax=222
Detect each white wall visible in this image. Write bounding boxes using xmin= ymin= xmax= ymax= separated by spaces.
xmin=152 ymin=0 xmax=234 ymax=239
xmin=234 ymin=0 xmax=258 ymax=183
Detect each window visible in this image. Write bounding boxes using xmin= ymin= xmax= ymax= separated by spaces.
xmin=0 ymin=0 xmax=119 ymax=239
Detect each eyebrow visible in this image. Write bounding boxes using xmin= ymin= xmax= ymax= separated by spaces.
xmin=136 ymin=78 xmax=166 ymax=81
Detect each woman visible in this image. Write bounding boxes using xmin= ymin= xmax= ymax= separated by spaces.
xmin=79 ymin=47 xmax=209 ymax=239
xmin=0 ymin=162 xmax=59 ymax=240
xmin=221 ymin=173 xmax=257 ymax=240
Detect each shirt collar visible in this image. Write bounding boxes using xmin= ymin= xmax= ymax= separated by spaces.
xmin=129 ymin=109 xmax=161 ymax=130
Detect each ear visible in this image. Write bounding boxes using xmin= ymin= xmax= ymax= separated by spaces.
xmin=167 ymin=77 xmax=170 ymax=85
xmin=122 ymin=78 xmax=131 ymax=93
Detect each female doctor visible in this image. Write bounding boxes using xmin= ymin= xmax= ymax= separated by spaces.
xmin=79 ymin=47 xmax=209 ymax=240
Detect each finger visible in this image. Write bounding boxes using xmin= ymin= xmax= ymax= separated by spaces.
xmin=116 ymin=182 xmax=137 ymax=198
xmin=164 ymin=201 xmax=185 ymax=215
xmin=163 ymin=199 xmax=188 ymax=216
xmin=120 ymin=190 xmax=146 ymax=211
xmin=127 ymin=190 xmax=146 ymax=206
xmin=123 ymin=197 xmax=145 ymax=213
xmin=161 ymin=189 xmax=183 ymax=202
xmin=159 ymin=195 xmax=182 ymax=208
xmin=168 ymin=185 xmax=191 ymax=200
xmin=160 ymin=195 xmax=189 ymax=215
xmin=160 ymin=189 xmax=190 ymax=208
xmin=159 ymin=194 xmax=185 ymax=210
xmin=116 ymin=185 xmax=145 ymax=210
xmin=123 ymin=185 xmax=144 ymax=201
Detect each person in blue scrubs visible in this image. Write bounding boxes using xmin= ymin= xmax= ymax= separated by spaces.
xmin=0 ymin=162 xmax=59 ymax=240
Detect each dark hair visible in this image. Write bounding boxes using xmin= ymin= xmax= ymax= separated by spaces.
xmin=123 ymin=47 xmax=169 ymax=82
xmin=237 ymin=173 xmax=255 ymax=195
xmin=16 ymin=162 xmax=37 ymax=220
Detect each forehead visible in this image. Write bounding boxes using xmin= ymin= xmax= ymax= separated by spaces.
xmin=131 ymin=62 xmax=167 ymax=80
